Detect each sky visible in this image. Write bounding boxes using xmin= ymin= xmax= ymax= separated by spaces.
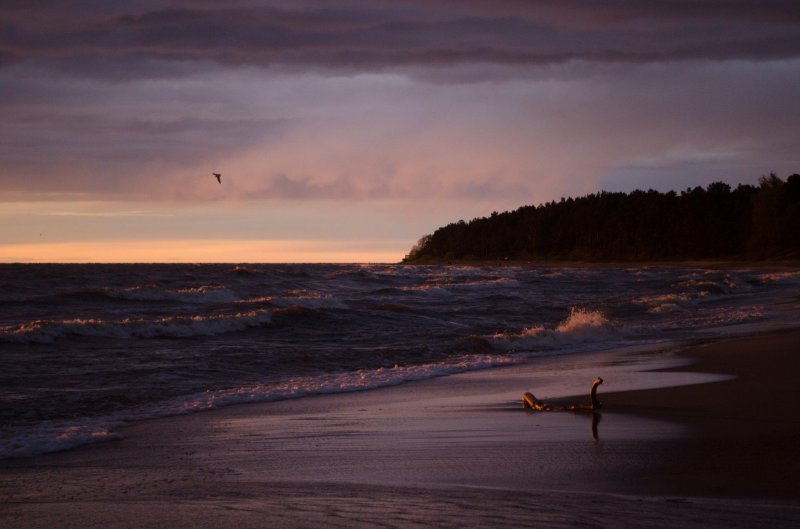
xmin=1 ymin=1 xmax=799 ymax=263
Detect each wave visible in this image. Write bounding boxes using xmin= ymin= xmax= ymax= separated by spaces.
xmin=237 ymin=296 xmax=274 ymax=304
xmin=490 ymin=308 xmax=615 ymax=351
xmin=554 ymin=307 xmax=611 ymax=334
xmin=0 ymin=352 xmax=526 ymax=459
xmin=270 ymin=292 xmax=349 ymax=310
xmin=104 ymin=285 xmax=240 ymax=304
xmin=327 ymin=267 xmax=398 ymax=284
xmin=5 ymin=263 xmax=798 ymax=462
xmin=672 ymin=272 xmax=737 ymax=296
xmin=661 ymin=305 xmax=767 ymax=331
xmin=0 ymin=420 xmax=123 ymax=460
xmin=166 ymin=353 xmax=525 ymax=414
xmin=636 ymin=293 xmax=692 ymax=313
xmin=399 ymin=277 xmax=520 ymax=296
xmin=642 ymin=271 xmax=746 ymax=312
xmin=60 ymin=285 xmax=240 ymax=304
xmin=756 ymin=271 xmax=800 ymax=284
xmin=0 ymin=309 xmax=273 ymax=344
xmin=368 ymin=287 xmax=409 ymax=296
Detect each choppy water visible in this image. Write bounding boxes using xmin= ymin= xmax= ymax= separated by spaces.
xmin=1 ymin=263 xmax=798 ymax=458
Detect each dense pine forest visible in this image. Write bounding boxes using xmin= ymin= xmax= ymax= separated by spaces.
xmin=403 ymin=173 xmax=800 ymax=262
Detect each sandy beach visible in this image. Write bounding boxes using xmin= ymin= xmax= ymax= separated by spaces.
xmin=2 ymin=330 xmax=799 ymax=528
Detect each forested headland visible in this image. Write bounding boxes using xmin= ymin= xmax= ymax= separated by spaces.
xmin=403 ymin=173 xmax=800 ymax=263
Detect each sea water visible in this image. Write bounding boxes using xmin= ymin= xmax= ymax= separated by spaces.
xmin=1 ymin=263 xmax=798 ymax=458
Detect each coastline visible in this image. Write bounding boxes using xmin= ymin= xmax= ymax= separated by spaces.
xmin=600 ymin=330 xmax=800 ymax=499
xmin=400 ymin=258 xmax=800 ymax=268
xmin=2 ymin=330 xmax=799 ymax=528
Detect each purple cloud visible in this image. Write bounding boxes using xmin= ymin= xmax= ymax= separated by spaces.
xmin=2 ymin=1 xmax=799 ymax=78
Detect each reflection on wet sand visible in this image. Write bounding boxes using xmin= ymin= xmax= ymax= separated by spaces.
xmin=522 ymin=377 xmax=605 ymax=441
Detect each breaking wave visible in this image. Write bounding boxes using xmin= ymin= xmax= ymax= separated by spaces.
xmin=1 ymin=353 xmax=524 ymax=459
xmin=0 ymin=422 xmax=123 ymax=460
xmin=490 ymin=308 xmax=615 ymax=351
xmin=3 ymin=263 xmax=799 ymax=460
xmin=167 ymin=353 xmax=525 ymax=414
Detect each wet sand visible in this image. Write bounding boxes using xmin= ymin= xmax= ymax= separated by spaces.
xmin=1 ymin=331 xmax=799 ymax=528
xmin=601 ymin=331 xmax=800 ymax=499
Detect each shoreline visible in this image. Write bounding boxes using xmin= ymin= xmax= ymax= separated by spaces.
xmin=400 ymin=259 xmax=800 ymax=268
xmin=599 ymin=329 xmax=800 ymax=499
xmin=2 ymin=330 xmax=799 ymax=528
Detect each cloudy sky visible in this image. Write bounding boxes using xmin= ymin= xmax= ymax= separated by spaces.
xmin=1 ymin=0 xmax=799 ymax=262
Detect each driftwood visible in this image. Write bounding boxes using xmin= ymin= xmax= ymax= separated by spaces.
xmin=522 ymin=377 xmax=603 ymax=412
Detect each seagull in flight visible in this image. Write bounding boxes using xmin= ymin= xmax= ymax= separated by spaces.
xmin=212 ymin=172 xmax=222 ymax=184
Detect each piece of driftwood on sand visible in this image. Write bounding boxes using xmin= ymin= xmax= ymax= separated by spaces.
xmin=522 ymin=377 xmax=603 ymax=412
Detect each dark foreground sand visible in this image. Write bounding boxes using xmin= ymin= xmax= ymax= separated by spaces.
xmin=1 ymin=331 xmax=799 ymax=528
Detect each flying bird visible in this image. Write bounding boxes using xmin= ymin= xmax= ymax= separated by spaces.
xmin=212 ymin=172 xmax=222 ymax=183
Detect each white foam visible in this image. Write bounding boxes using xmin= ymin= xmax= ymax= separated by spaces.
xmin=401 ymin=277 xmax=519 ymax=296
xmin=491 ymin=308 xmax=615 ymax=351
xmin=673 ymin=272 xmax=737 ymax=295
xmin=757 ymin=271 xmax=800 ymax=284
xmin=662 ymin=305 xmax=766 ymax=330
xmin=636 ymin=293 xmax=691 ymax=313
xmin=270 ymin=292 xmax=349 ymax=310
xmin=649 ymin=303 xmax=681 ymax=314
xmin=106 ymin=285 xmax=240 ymax=304
xmin=554 ymin=308 xmax=611 ymax=334
xmin=0 ymin=421 xmax=122 ymax=459
xmin=239 ymin=296 xmax=274 ymax=304
xmin=398 ymin=283 xmax=450 ymax=296
xmin=165 ymin=353 xmax=525 ymax=414
xmin=0 ymin=309 xmax=273 ymax=344
xmin=0 ymin=353 xmax=526 ymax=459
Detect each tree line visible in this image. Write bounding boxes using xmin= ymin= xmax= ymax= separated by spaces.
xmin=403 ymin=173 xmax=800 ymax=262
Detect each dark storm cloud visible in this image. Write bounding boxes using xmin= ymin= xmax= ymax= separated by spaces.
xmin=1 ymin=1 xmax=798 ymax=206
xmin=2 ymin=1 xmax=799 ymax=77
xmin=415 ymin=0 xmax=800 ymax=25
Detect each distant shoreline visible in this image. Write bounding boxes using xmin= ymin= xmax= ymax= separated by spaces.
xmin=400 ymin=258 xmax=800 ymax=268
xmin=403 ymin=175 xmax=800 ymax=264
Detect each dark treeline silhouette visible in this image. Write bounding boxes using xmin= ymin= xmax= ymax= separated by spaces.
xmin=404 ymin=173 xmax=800 ymax=262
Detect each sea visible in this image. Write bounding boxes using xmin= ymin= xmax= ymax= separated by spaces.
xmin=1 ymin=263 xmax=798 ymax=459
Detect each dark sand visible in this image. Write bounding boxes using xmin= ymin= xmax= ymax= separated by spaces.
xmin=1 ymin=331 xmax=799 ymax=528
xmin=602 ymin=331 xmax=800 ymax=500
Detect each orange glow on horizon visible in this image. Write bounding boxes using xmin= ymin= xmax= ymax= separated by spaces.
xmin=0 ymin=239 xmax=408 ymax=264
